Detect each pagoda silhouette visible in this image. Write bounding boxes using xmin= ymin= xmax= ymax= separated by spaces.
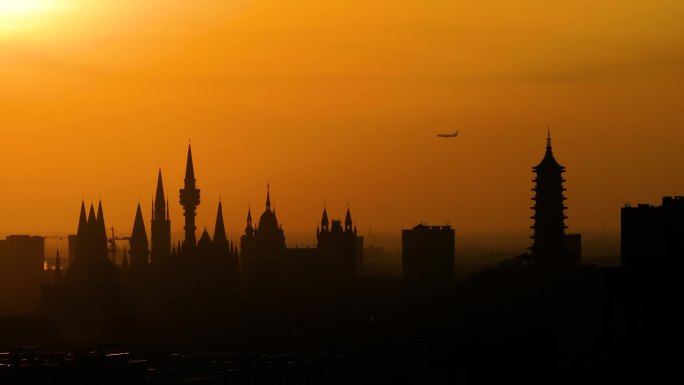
xmin=529 ymin=129 xmax=575 ymax=266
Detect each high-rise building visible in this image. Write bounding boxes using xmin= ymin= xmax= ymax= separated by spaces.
xmin=621 ymin=196 xmax=684 ymax=270
xmin=402 ymin=224 xmax=455 ymax=286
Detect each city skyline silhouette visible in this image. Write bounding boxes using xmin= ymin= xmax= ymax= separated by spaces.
xmin=1 ymin=1 xmax=683 ymax=383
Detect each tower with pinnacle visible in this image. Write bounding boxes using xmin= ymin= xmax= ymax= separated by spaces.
xmin=179 ymin=145 xmax=201 ymax=253
xmin=530 ymin=130 xmax=570 ymax=266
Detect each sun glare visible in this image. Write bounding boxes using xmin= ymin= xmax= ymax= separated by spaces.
xmin=0 ymin=0 xmax=62 ymax=34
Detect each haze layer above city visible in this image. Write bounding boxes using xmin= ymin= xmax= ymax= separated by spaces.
xmin=1 ymin=0 xmax=683 ymax=244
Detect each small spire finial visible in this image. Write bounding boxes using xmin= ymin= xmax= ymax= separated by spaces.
xmin=546 ymin=126 xmax=552 ymax=152
xmin=266 ymin=182 xmax=271 ymax=210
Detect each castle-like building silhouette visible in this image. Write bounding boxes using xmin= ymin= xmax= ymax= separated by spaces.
xmin=61 ymin=145 xmax=362 ymax=296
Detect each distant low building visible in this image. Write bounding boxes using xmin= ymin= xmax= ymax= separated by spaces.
xmin=0 ymin=235 xmax=45 ymax=316
xmin=621 ymin=196 xmax=684 ymax=270
xmin=402 ymin=224 xmax=455 ymax=286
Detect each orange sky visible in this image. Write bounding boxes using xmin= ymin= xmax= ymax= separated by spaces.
xmin=1 ymin=1 xmax=683 ymax=247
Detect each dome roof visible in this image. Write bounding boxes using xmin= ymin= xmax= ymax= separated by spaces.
xmin=258 ymin=209 xmax=278 ymax=230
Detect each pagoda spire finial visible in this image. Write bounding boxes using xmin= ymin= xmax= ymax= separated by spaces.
xmin=546 ymin=126 xmax=552 ymax=152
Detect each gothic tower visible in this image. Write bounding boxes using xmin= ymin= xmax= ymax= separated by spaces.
xmin=316 ymin=205 xmax=329 ymax=240
xmin=179 ymin=145 xmax=201 ymax=252
xmin=530 ymin=130 xmax=569 ymax=266
xmin=151 ymin=169 xmax=171 ymax=265
xmin=68 ymin=201 xmax=115 ymax=283
xmin=317 ymin=205 xmax=360 ymax=283
xmin=129 ymin=203 xmax=150 ymax=272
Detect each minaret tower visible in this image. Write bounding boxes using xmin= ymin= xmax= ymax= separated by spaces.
xmin=530 ymin=129 xmax=568 ymax=265
xmin=151 ymin=169 xmax=171 ymax=264
xmin=179 ymin=144 xmax=201 ymax=252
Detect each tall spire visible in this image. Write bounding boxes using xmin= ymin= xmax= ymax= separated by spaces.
xmin=131 ymin=204 xmax=148 ymax=243
xmin=345 ymin=207 xmax=353 ymax=232
xmin=185 ymin=145 xmax=196 ymax=188
xmin=77 ymin=201 xmax=88 ymax=237
xmin=130 ymin=203 xmax=149 ymax=270
xmin=96 ymin=201 xmax=108 ymax=256
xmin=245 ymin=206 xmax=254 ymax=235
xmin=155 ymin=169 xmax=166 ymax=217
xmin=88 ymin=203 xmax=97 ymax=226
xmin=214 ymin=200 xmax=228 ymax=242
xmin=152 ymin=171 xmax=172 ymax=265
xmin=546 ymin=126 xmax=553 ymax=153
xmin=321 ymin=206 xmax=329 ymax=230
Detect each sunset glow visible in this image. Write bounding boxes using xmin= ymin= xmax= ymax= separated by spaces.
xmin=0 ymin=1 xmax=683 ymax=246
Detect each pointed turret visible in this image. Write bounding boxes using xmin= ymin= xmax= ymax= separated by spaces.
xmin=214 ymin=200 xmax=228 ymax=243
xmin=212 ymin=200 xmax=232 ymax=264
xmin=152 ymin=170 xmax=172 ymax=265
xmin=344 ymin=207 xmax=353 ymax=233
xmin=245 ymin=206 xmax=254 ymax=235
xmin=86 ymin=203 xmax=98 ymax=259
xmin=155 ymin=169 xmax=166 ymax=219
xmin=185 ymin=145 xmax=196 ymax=188
xmin=131 ymin=204 xmax=148 ymax=243
xmin=74 ymin=201 xmax=88 ymax=265
xmin=88 ymin=204 xmax=97 ymax=227
xmin=96 ymin=201 xmax=108 ymax=256
xmin=198 ymin=228 xmax=213 ymax=256
xmin=129 ymin=204 xmax=149 ymax=271
xmin=77 ymin=201 xmax=88 ymax=238
xmin=321 ymin=206 xmax=329 ymax=231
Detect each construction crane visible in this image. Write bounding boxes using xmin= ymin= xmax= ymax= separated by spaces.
xmin=109 ymin=227 xmax=131 ymax=262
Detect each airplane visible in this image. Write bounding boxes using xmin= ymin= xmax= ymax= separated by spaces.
xmin=437 ymin=131 xmax=458 ymax=138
